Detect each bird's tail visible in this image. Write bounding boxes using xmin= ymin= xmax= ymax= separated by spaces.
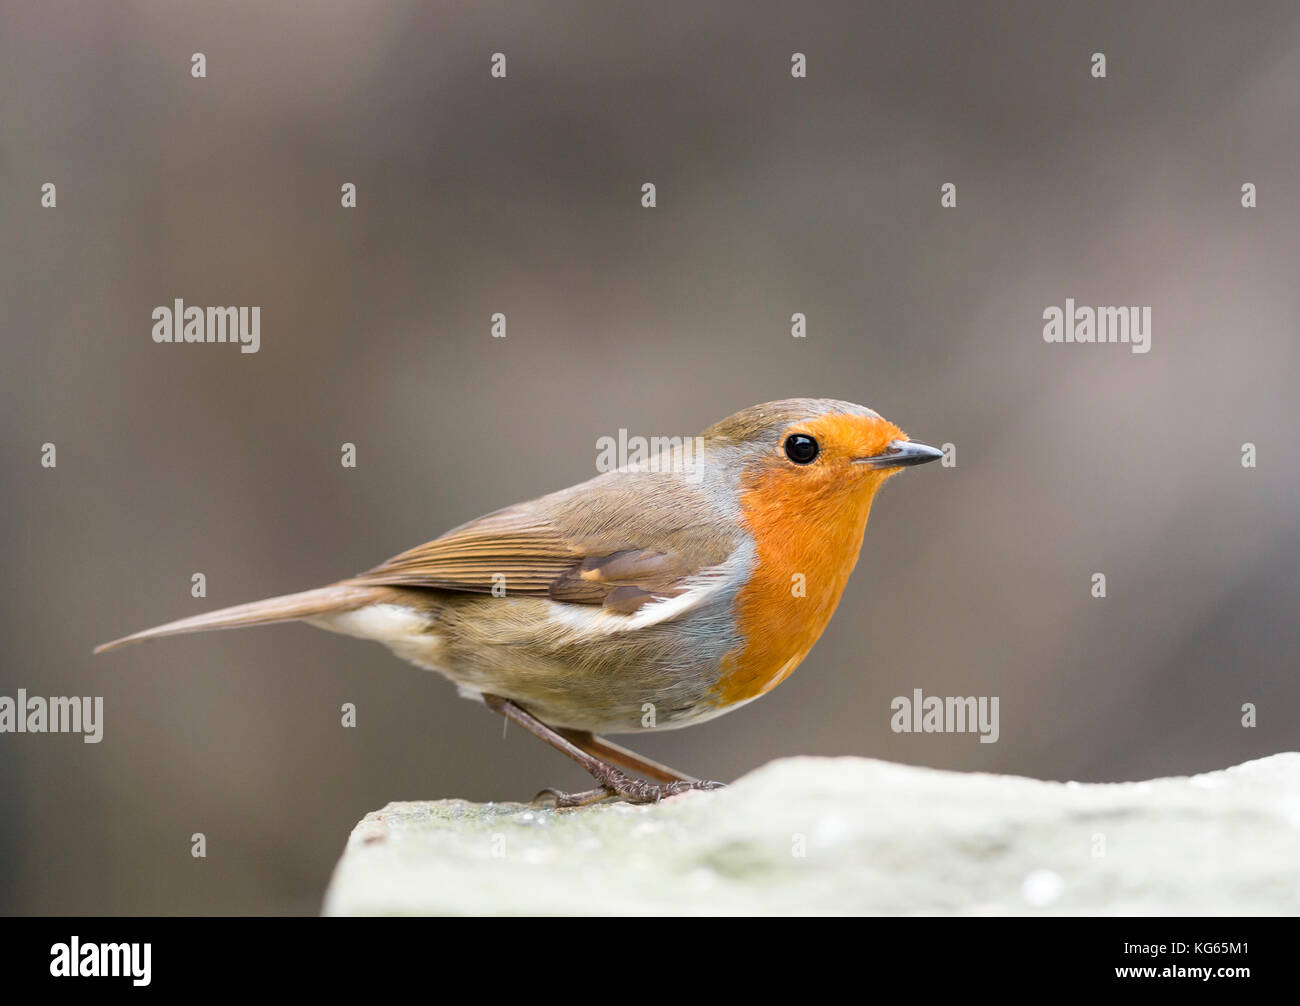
xmin=93 ymin=581 xmax=382 ymax=654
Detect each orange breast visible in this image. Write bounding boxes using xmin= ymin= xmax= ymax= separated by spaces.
xmin=712 ymin=467 xmax=880 ymax=707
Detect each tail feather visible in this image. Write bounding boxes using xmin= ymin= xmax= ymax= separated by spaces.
xmin=93 ymin=581 xmax=382 ymax=654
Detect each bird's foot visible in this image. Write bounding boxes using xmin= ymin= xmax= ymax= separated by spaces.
xmin=532 ymin=786 xmax=615 ymax=808
xmin=533 ymin=767 xmax=725 ymax=808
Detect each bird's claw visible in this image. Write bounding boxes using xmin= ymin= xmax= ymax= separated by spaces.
xmin=533 ymin=776 xmax=725 ymax=808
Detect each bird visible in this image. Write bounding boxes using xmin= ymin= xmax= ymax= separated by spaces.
xmin=96 ymin=398 xmax=943 ymax=805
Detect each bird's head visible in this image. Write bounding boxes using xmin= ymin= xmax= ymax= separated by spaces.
xmin=698 ymin=399 xmax=943 ymax=704
xmin=704 ymin=398 xmax=942 ymax=510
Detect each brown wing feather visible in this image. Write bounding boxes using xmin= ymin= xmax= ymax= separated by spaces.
xmin=353 ymin=472 xmax=739 ymax=611
xmin=96 ymin=470 xmax=743 ymax=654
xmin=354 ymin=506 xmax=582 ymax=595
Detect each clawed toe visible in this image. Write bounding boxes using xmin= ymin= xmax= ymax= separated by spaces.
xmin=677 ymin=779 xmax=726 ymax=792
xmin=532 ymin=777 xmax=725 ymax=807
xmin=659 ymin=779 xmax=726 ymax=798
xmin=532 ymin=785 xmax=615 ymax=808
xmin=599 ymin=773 xmax=726 ymax=804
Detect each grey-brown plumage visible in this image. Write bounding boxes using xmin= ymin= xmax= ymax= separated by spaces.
xmin=95 ymin=398 xmax=933 ymax=739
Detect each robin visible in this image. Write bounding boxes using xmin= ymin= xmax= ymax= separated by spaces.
xmin=96 ymin=398 xmax=943 ymax=805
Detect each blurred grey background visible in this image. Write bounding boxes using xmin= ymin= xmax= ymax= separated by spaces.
xmin=2 ymin=1 xmax=1297 ymax=914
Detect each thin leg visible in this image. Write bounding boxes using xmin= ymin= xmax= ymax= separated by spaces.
xmin=558 ymin=728 xmax=697 ymax=784
xmin=483 ymin=694 xmax=723 ymax=806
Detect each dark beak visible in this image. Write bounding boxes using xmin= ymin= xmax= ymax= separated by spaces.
xmin=855 ymin=439 xmax=944 ymax=470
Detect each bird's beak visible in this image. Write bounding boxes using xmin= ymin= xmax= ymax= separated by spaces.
xmin=854 ymin=439 xmax=944 ymax=469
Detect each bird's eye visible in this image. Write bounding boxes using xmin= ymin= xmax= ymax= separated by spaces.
xmin=783 ymin=434 xmax=819 ymax=465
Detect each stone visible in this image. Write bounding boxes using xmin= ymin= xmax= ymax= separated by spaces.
xmin=323 ymin=753 xmax=1300 ymax=915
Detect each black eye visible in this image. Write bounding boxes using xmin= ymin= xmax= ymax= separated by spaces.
xmin=783 ymin=434 xmax=819 ymax=465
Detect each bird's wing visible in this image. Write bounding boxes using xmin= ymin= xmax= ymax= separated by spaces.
xmin=353 ymin=473 xmax=740 ymax=613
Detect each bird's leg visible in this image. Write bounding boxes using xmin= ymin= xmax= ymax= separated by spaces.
xmin=558 ymin=728 xmax=697 ymax=784
xmin=482 ymin=694 xmax=724 ymax=807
